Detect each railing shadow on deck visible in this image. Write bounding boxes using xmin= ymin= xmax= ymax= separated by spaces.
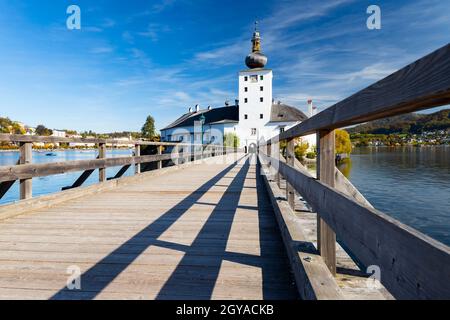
xmin=49 ymin=154 xmax=294 ymax=300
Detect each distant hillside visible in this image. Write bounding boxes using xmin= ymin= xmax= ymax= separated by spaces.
xmin=348 ymin=109 xmax=450 ymax=134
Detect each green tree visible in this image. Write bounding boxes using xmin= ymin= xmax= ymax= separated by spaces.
xmin=35 ymin=125 xmax=53 ymax=136
xmin=335 ymin=129 xmax=352 ymax=155
xmin=141 ymin=115 xmax=156 ymax=140
xmin=0 ymin=117 xmax=13 ymax=133
xmin=11 ymin=122 xmax=26 ymax=134
xmin=223 ymin=133 xmax=240 ymax=148
xmin=294 ymin=141 xmax=309 ymax=161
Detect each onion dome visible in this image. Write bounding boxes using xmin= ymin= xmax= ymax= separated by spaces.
xmin=245 ymin=22 xmax=268 ymax=69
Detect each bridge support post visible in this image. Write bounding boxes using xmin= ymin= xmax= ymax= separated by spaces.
xmin=274 ymin=141 xmax=281 ymax=188
xmin=19 ymin=142 xmax=32 ymax=200
xmin=157 ymin=145 xmax=163 ymax=169
xmin=317 ymin=129 xmax=337 ymax=275
xmin=286 ymin=138 xmax=295 ymax=209
xmin=99 ymin=143 xmax=106 ymax=182
xmin=135 ymin=144 xmax=141 ymax=174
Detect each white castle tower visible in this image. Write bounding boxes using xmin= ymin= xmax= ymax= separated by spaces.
xmin=236 ymin=23 xmax=273 ymax=151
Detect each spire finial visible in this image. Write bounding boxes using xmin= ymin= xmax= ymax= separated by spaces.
xmin=254 ymin=20 xmax=259 ymax=32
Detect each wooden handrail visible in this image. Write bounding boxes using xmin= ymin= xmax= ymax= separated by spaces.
xmin=259 ymin=151 xmax=450 ymax=299
xmin=262 ymin=43 xmax=450 ymax=145
xmin=0 ymin=133 xmax=204 ymax=147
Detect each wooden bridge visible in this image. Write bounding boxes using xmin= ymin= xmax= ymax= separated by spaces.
xmin=0 ymin=44 xmax=449 ymax=300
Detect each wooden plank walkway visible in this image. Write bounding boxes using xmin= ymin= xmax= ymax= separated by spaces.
xmin=0 ymin=153 xmax=298 ymax=300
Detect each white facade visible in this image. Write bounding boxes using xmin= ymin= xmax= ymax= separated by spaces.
xmin=236 ymin=69 xmax=273 ymax=149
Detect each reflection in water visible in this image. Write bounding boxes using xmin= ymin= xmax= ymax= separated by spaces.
xmin=336 ymin=146 xmax=450 ymax=246
xmin=337 ymin=158 xmax=352 ymax=178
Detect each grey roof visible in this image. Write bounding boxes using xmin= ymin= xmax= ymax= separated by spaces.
xmin=270 ymin=103 xmax=308 ymax=123
xmin=161 ymin=103 xmax=307 ymax=131
xmin=161 ymin=106 xmax=239 ymax=131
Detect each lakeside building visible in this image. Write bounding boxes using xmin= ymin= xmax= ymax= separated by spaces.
xmin=160 ymin=26 xmax=316 ymax=152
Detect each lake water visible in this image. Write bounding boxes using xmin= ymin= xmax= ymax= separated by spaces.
xmin=337 ymin=146 xmax=450 ymax=246
xmin=0 ymin=149 xmax=134 ymax=205
xmin=1 ymin=147 xmax=449 ymax=246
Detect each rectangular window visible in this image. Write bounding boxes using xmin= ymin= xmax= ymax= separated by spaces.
xmin=260 ymin=75 xmax=264 ymax=80
xmin=260 ymin=114 xmax=263 ymax=119
xmin=260 ymin=97 xmax=264 ymax=102
xmin=244 ymin=98 xmax=248 ymax=103
xmin=244 ymin=114 xmax=248 ymax=119
xmin=244 ymin=76 xmax=248 ymax=81
xmin=251 ymin=128 xmax=257 ymax=136
xmin=245 ymin=87 xmax=248 ymax=92
xmin=280 ymin=127 xmax=285 ymax=133
xmin=260 ymin=86 xmax=263 ymax=91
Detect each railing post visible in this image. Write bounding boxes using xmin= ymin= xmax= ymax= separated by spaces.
xmin=317 ymin=129 xmax=337 ymax=275
xmin=286 ymin=138 xmax=295 ymax=209
xmin=99 ymin=142 xmax=106 ymax=182
xmin=175 ymin=145 xmax=179 ymax=165
xmin=274 ymin=140 xmax=281 ymax=187
xmin=19 ymin=142 xmax=32 ymax=200
xmin=158 ymin=145 xmax=163 ymax=169
xmin=135 ymin=144 xmax=141 ymax=174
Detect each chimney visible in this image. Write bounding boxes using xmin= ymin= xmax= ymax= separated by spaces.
xmin=207 ymin=105 xmax=212 ymax=111
xmin=225 ymin=100 xmax=230 ymax=106
xmin=189 ymin=107 xmax=193 ymax=113
xmin=195 ymin=104 xmax=200 ymax=112
xmin=313 ymin=105 xmax=318 ymax=116
xmin=307 ymin=99 xmax=313 ymax=118
xmin=235 ymin=99 xmax=239 ymax=106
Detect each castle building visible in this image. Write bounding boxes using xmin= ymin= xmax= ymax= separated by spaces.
xmin=160 ymin=25 xmax=312 ymax=152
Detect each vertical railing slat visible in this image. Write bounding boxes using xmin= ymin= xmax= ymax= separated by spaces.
xmin=19 ymin=142 xmax=32 ymax=200
xmin=99 ymin=143 xmax=106 ymax=182
xmin=317 ymin=130 xmax=337 ymax=275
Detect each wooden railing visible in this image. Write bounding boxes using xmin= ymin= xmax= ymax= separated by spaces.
xmin=0 ymin=134 xmax=237 ymax=201
xmin=259 ymin=43 xmax=450 ymax=299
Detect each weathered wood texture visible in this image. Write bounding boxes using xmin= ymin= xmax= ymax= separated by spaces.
xmin=98 ymin=143 xmax=107 ymax=183
xmin=135 ymin=145 xmax=141 ymax=174
xmin=317 ymin=130 xmax=337 ymax=275
xmin=285 ymin=139 xmax=295 ymax=209
xmin=276 ymin=43 xmax=450 ymax=141
xmin=277 ymin=161 xmax=450 ymax=299
xmin=0 ymin=153 xmax=298 ymax=300
xmin=0 ymin=134 xmax=196 ymax=147
xmin=260 ymin=160 xmax=344 ymax=299
xmin=19 ymin=142 xmax=32 ymax=200
xmin=0 ymin=154 xmax=173 ymax=183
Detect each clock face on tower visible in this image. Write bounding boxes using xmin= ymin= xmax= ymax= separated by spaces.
xmin=250 ymin=75 xmax=258 ymax=82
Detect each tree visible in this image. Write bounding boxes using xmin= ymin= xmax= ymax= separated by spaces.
xmin=141 ymin=115 xmax=156 ymax=140
xmin=294 ymin=141 xmax=309 ymax=161
xmin=11 ymin=122 xmax=26 ymax=135
xmin=223 ymin=133 xmax=240 ymax=148
xmin=35 ymin=125 xmax=53 ymax=136
xmin=335 ymin=129 xmax=352 ymax=155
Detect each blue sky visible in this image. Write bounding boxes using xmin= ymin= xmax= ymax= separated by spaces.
xmin=0 ymin=0 xmax=449 ymax=133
